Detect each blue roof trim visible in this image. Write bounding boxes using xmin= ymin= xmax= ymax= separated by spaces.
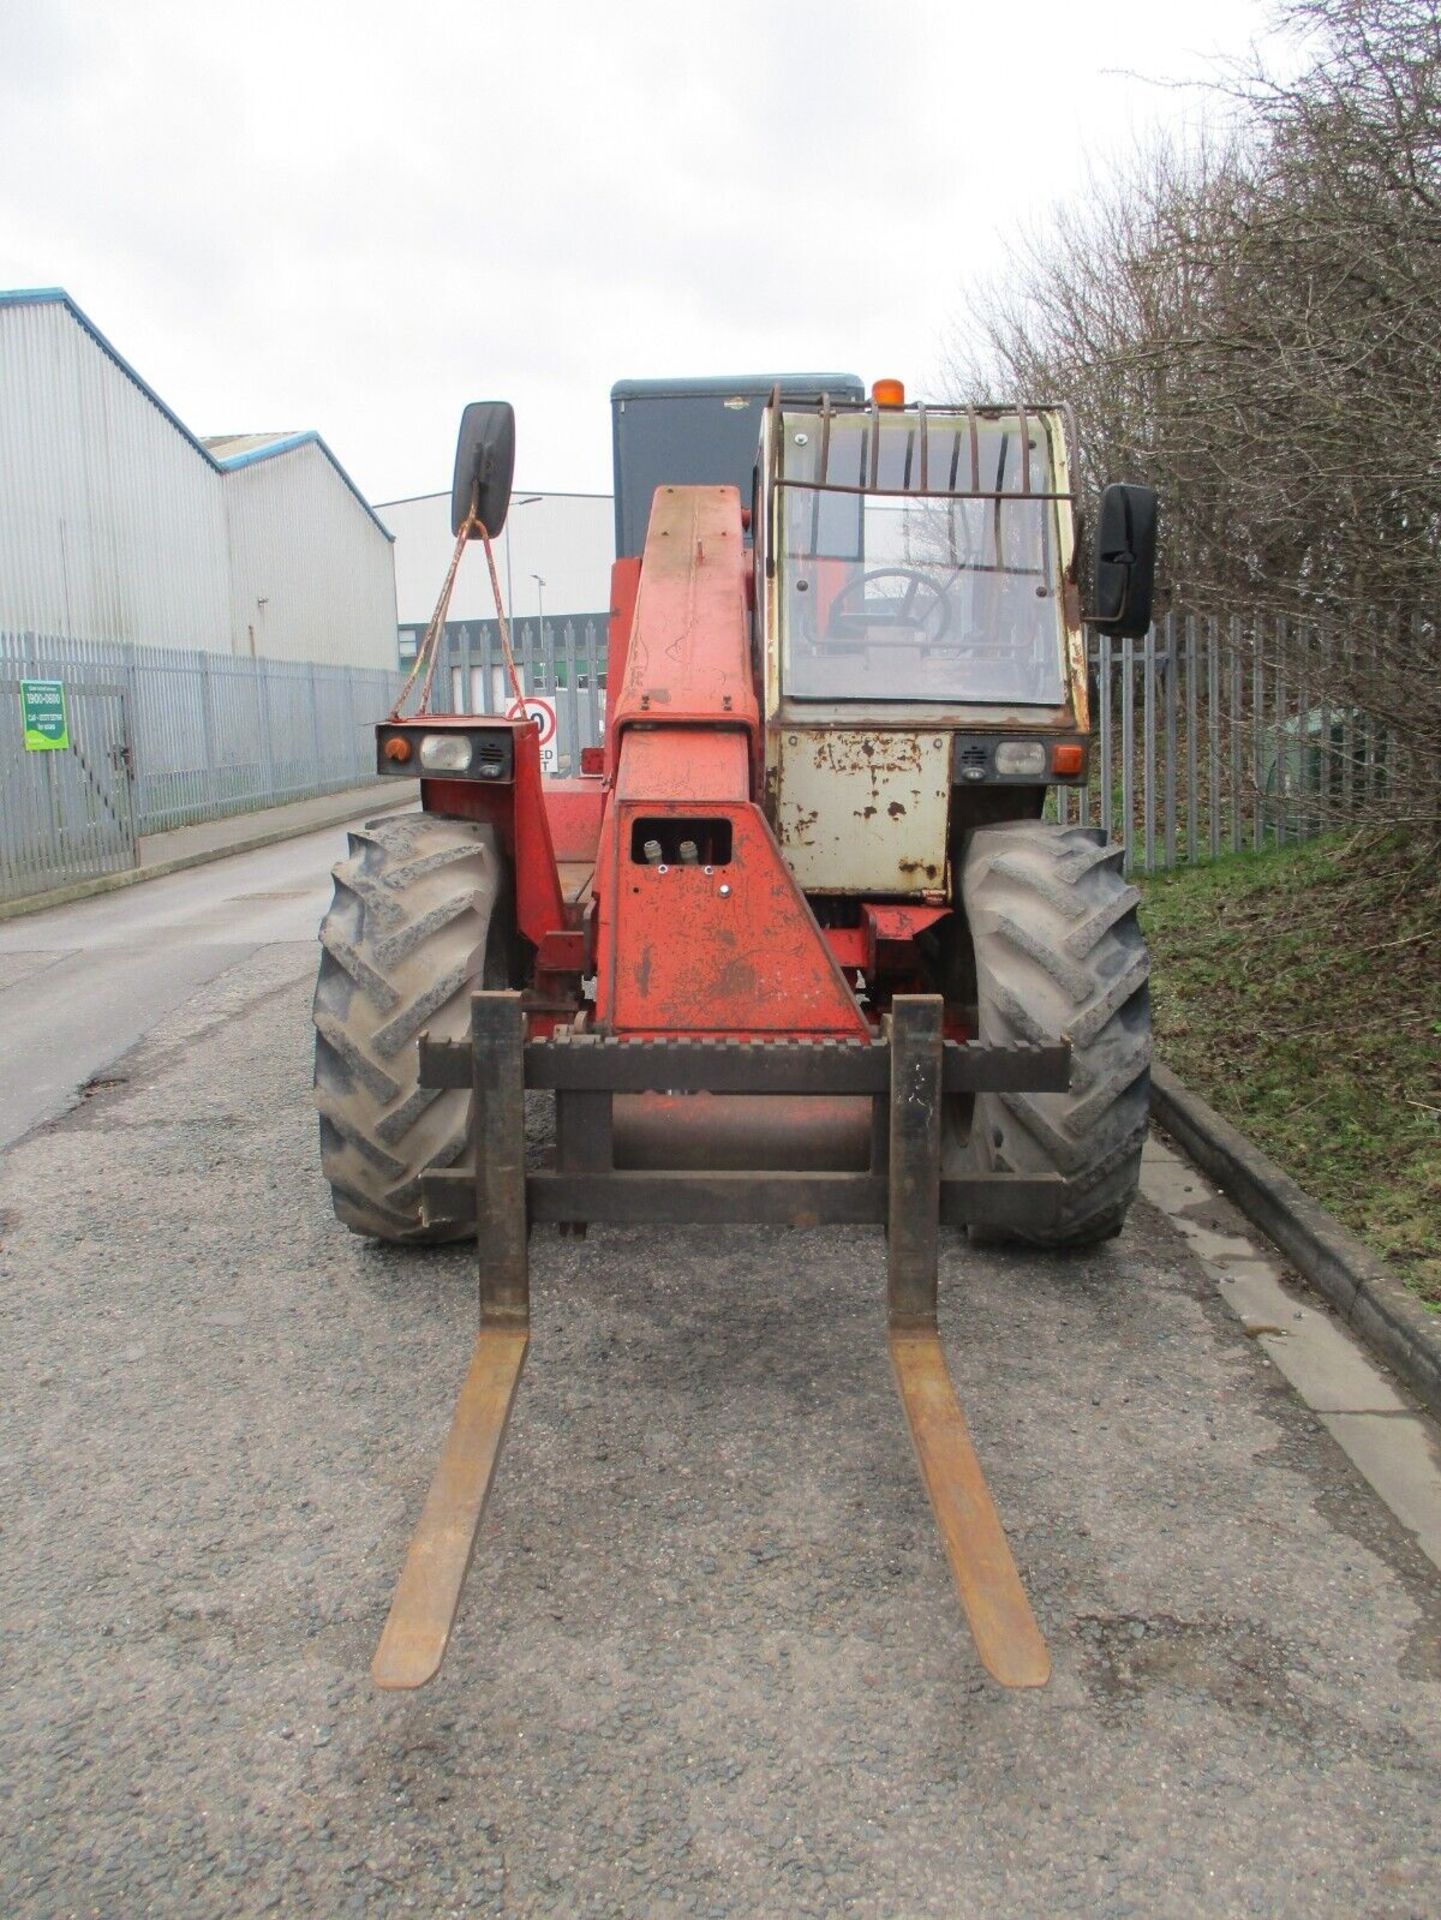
xmin=1 ymin=287 xmax=221 ymax=465
xmin=213 ymin=432 xmax=393 ymax=539
xmin=0 ymin=287 xmax=392 ymax=541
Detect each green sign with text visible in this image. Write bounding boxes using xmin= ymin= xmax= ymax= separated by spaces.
xmin=20 ymin=679 xmax=69 ymax=751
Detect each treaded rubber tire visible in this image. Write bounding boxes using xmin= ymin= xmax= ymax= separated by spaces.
xmin=312 ymin=814 xmax=512 ymax=1243
xmin=959 ymin=820 xmax=1150 ymax=1247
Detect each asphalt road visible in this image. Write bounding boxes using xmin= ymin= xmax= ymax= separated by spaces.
xmin=2 ymin=824 xmax=1440 ymax=1918
xmin=0 ymin=829 xmax=340 ymax=1151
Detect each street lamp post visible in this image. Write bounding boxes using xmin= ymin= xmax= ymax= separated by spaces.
xmin=503 ymin=495 xmax=543 ymax=630
xmin=531 ymin=573 xmax=546 ymax=644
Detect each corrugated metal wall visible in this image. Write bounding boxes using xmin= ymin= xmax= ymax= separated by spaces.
xmin=0 ymin=301 xmax=232 ymax=651
xmin=0 ymin=295 xmax=397 ymax=669
xmin=224 ymin=441 xmax=398 ymax=669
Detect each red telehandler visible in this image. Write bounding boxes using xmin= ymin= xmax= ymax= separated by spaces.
xmin=313 ymin=377 xmax=1157 ymax=1691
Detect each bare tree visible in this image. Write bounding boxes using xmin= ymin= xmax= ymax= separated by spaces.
xmin=950 ymin=0 xmax=1441 ymax=825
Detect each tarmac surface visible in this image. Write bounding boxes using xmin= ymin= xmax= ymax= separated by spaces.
xmin=2 ymin=820 xmax=1441 ymax=1918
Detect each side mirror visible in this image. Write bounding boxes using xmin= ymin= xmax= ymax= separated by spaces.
xmin=451 ymin=401 xmax=517 ymax=537
xmin=1092 ymin=482 xmax=1158 ymax=637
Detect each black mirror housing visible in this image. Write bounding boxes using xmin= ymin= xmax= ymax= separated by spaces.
xmin=451 ymin=401 xmax=517 ymax=538
xmin=1092 ymin=483 xmax=1158 ymax=638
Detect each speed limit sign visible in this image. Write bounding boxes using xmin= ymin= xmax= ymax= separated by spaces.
xmin=506 ymin=695 xmax=558 ymax=771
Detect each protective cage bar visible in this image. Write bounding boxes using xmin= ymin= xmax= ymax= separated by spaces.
xmin=381 ymin=992 xmax=1059 ymax=1691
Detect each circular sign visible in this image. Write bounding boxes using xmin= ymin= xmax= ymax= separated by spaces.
xmin=505 ymin=695 xmax=556 ymax=747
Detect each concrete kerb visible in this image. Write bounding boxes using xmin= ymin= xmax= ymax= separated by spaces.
xmin=1151 ymin=1062 xmax=1441 ymax=1423
xmin=0 ymin=783 xmax=419 ymax=923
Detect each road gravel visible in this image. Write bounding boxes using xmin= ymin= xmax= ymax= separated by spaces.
xmin=3 ymin=935 xmax=1441 ymax=1917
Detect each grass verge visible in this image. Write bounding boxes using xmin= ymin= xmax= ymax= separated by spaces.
xmin=1139 ymin=830 xmax=1440 ymax=1305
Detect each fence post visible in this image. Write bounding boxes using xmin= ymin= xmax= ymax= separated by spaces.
xmin=1120 ymin=632 xmax=1135 ymax=874
xmin=461 ymin=622 xmax=475 ymax=715
xmin=585 ymin=619 xmax=601 ymax=751
xmin=562 ymin=621 xmax=581 ymax=775
xmin=200 ymin=652 xmax=216 ymax=818
xmin=1295 ymin=617 xmax=1311 ymax=839
xmin=1142 ymin=624 xmax=1156 ymax=873
xmin=1229 ymin=616 xmax=1244 ymax=855
xmin=1318 ymin=625 xmax=1334 ymax=824
xmin=1163 ymin=613 xmax=1177 ymax=870
xmin=309 ymin=663 xmax=322 ymax=794
xmin=1274 ymin=615 xmax=1289 ymax=847
xmin=256 ymin=656 xmax=274 ymax=802
xmin=123 ymin=643 xmax=143 ymax=836
xmin=1252 ymin=616 xmax=1266 ymax=852
xmin=1099 ymin=633 xmax=1113 ymax=844
xmin=1184 ymin=614 xmax=1198 ymax=865
xmin=541 ymin=617 xmax=558 ymax=744
xmin=1207 ymin=616 xmax=1221 ymax=861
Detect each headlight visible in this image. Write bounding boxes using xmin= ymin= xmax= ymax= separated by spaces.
xmin=419 ymin=734 xmax=474 ymax=772
xmin=994 ymin=740 xmax=1047 ymax=777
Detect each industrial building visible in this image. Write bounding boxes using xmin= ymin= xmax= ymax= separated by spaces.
xmin=0 ymin=289 xmax=397 ymax=668
xmin=377 ymin=488 xmax=613 ymax=653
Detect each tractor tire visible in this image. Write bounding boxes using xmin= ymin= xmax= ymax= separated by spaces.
xmin=959 ymin=820 xmax=1150 ymax=1248
xmin=312 ymin=813 xmax=513 ymax=1244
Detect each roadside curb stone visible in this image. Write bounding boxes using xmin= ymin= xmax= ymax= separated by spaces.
xmin=1152 ymin=1061 xmax=1441 ymax=1422
xmin=0 ymin=781 xmax=417 ymax=922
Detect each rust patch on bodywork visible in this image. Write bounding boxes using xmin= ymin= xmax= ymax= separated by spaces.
xmin=777 ymin=729 xmax=951 ymax=895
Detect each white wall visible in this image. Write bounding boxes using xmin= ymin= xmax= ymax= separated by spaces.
xmin=379 ymin=490 xmax=614 ymax=626
xmin=223 ymin=440 xmax=397 ymax=669
xmin=0 ymin=295 xmax=397 ymax=669
xmin=0 ymin=299 xmax=232 ymax=651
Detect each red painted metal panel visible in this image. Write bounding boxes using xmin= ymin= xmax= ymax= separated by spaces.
xmin=824 ymin=927 xmax=868 ymax=970
xmin=616 ymin=729 xmax=749 ymax=803
xmin=511 ymin=726 xmax=567 ymax=948
xmin=422 ymin=728 xmax=568 ymax=952
xmin=864 ymin=903 xmax=951 ymax=945
xmin=604 ymin=555 xmax=642 ymax=773
xmin=610 ymin=488 xmax=760 ymax=743
xmin=602 ymin=801 xmax=867 ymax=1036
xmin=541 ymin=779 xmax=606 ymax=862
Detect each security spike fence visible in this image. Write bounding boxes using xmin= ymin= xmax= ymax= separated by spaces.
xmin=1056 ymin=610 xmax=1404 ymax=874
xmin=1 ymin=631 xmax=405 ymax=902
xmin=2 ymin=610 xmax=1400 ymax=905
xmin=399 ymin=616 xmax=610 ymax=775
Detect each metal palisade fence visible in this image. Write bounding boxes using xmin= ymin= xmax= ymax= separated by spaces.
xmin=1056 ymin=610 xmax=1396 ymax=873
xmin=401 ymin=616 xmax=610 ymax=776
xmin=1 ymin=631 xmax=404 ymax=901
xmin=2 ymin=610 xmax=1393 ymax=905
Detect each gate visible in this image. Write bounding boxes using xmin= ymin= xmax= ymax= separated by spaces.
xmin=0 ymin=678 xmax=137 ymax=900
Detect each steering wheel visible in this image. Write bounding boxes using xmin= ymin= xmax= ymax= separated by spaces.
xmin=824 ymin=568 xmax=952 ymax=644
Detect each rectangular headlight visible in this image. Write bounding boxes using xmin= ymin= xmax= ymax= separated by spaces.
xmin=994 ymin=740 xmax=1047 ymax=777
xmin=419 ymin=734 xmax=474 ymax=772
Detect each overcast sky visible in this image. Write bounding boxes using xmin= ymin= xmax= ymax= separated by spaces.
xmin=3 ymin=0 xmax=1288 ymax=503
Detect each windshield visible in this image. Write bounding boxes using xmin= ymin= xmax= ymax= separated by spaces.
xmin=776 ymin=409 xmax=1069 ymax=705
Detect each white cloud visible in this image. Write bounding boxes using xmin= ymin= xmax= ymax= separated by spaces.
xmin=1 ymin=0 xmax=1285 ymax=500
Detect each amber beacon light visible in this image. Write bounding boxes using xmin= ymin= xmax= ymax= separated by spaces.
xmin=871 ymin=377 xmax=906 ymax=408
